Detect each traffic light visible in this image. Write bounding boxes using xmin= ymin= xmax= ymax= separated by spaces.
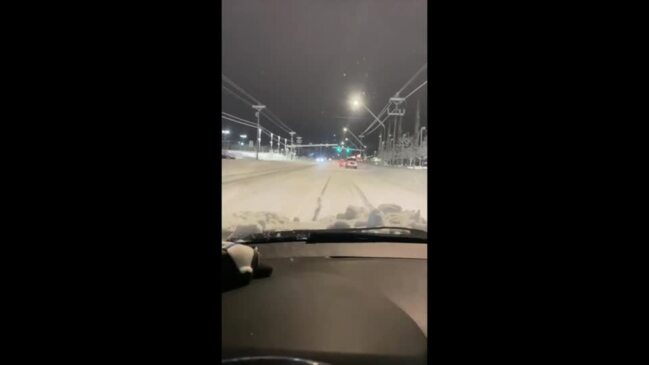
xmin=346 ymin=147 xmax=350 ymax=154
xmin=336 ymin=146 xmax=342 ymax=153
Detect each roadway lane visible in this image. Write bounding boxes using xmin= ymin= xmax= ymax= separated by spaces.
xmin=222 ymin=159 xmax=427 ymax=236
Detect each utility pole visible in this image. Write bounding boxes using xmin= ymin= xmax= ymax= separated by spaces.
xmin=252 ymin=105 xmax=266 ymax=160
xmin=277 ymin=135 xmax=281 ymax=154
xmin=295 ymin=135 xmax=302 ymax=159
xmin=270 ymin=132 xmax=273 ymax=154
xmin=289 ymin=131 xmax=296 ymax=160
xmin=392 ymin=115 xmax=398 ymax=165
xmin=414 ymin=96 xmax=421 ymax=146
xmin=388 ymin=96 xmax=405 ymax=165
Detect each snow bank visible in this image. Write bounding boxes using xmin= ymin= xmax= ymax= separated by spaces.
xmin=222 ymin=204 xmax=427 ymax=240
xmin=225 ymin=150 xmax=293 ymax=161
xmin=222 ymin=159 xmax=314 ymax=180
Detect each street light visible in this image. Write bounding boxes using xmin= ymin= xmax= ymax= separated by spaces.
xmin=348 ymin=93 xmax=387 ymax=144
xmin=222 ymin=130 xmax=231 ymax=150
xmin=240 ymin=134 xmax=247 ymax=139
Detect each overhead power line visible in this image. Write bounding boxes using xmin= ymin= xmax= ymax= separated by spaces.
xmin=365 ymin=114 xmax=392 ymax=136
xmin=222 ymin=74 xmax=261 ymax=105
xmin=222 ymin=112 xmax=288 ymax=140
xmin=404 ymin=80 xmax=427 ymax=100
xmin=360 ymin=102 xmax=391 ymax=136
xmin=222 ymin=115 xmax=277 ymax=139
xmin=222 ymin=86 xmax=253 ymax=106
xmin=395 ymin=63 xmax=427 ymax=96
xmin=222 ymin=85 xmax=292 ymax=134
xmin=359 ymin=64 xmax=427 ymax=138
xmin=222 ymin=73 xmax=294 ymax=133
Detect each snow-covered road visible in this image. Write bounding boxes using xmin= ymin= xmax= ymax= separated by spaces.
xmin=222 ymin=159 xmax=427 ymax=238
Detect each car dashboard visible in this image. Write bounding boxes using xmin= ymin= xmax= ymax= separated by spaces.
xmin=222 ymin=242 xmax=427 ymax=365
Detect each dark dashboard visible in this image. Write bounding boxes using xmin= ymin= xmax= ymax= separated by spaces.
xmin=222 ymin=243 xmax=427 ymax=365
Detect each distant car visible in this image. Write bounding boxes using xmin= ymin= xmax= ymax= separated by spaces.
xmin=222 ymin=153 xmax=235 ymax=159
xmin=338 ymin=159 xmax=346 ymax=167
xmin=345 ymin=158 xmax=358 ymax=169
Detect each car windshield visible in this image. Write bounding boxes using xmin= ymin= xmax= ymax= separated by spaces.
xmin=221 ymin=0 xmax=427 ymax=241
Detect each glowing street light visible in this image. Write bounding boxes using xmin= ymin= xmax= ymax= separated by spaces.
xmin=350 ymin=94 xmax=362 ymax=111
xmin=239 ymin=134 xmax=247 ymax=139
xmin=348 ymin=92 xmax=387 ymax=140
xmin=222 ymin=130 xmax=230 ymax=135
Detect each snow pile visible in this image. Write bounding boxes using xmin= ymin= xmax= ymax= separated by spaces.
xmin=222 ymin=204 xmax=427 ymax=240
xmin=225 ymin=150 xmax=293 ymax=161
xmin=327 ymin=203 xmax=426 ymax=231
xmin=222 ymin=159 xmax=314 ymax=184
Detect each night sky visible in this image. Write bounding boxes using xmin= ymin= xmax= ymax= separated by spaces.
xmin=222 ymin=0 xmax=427 ymax=152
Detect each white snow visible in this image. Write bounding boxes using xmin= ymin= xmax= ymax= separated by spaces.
xmin=224 ymin=150 xmax=294 ymax=161
xmin=222 ymin=159 xmax=427 ymax=239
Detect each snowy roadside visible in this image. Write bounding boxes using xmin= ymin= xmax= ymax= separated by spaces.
xmin=222 ymin=159 xmax=314 ymax=178
xmin=224 ymin=150 xmax=294 ymax=161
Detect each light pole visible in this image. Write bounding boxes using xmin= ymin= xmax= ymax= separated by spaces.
xmin=270 ymin=132 xmax=273 ymax=154
xmin=239 ymin=134 xmax=247 ymax=150
xmin=222 ymin=130 xmax=230 ymax=150
xmin=343 ymin=127 xmax=365 ymax=151
xmin=252 ymin=105 xmax=266 ymax=160
xmin=350 ymin=94 xmax=387 ymax=160
xmin=351 ymin=98 xmax=387 ymax=136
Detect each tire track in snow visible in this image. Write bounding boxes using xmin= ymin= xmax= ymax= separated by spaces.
xmin=312 ymin=175 xmax=331 ymax=221
xmin=351 ymin=181 xmax=374 ymax=211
